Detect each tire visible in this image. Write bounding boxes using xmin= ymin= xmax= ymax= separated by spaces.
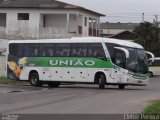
xmin=98 ymin=74 xmax=106 ymax=89
xmin=48 ymin=82 xmax=60 ymax=88
xmin=29 ymin=73 xmax=43 ymax=87
xmin=118 ymin=84 xmax=125 ymax=89
xmin=148 ymin=71 xmax=153 ymax=77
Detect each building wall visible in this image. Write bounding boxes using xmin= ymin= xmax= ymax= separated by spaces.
xmin=6 ymin=10 xmax=40 ymax=38
xmin=45 ymin=14 xmax=66 ymax=28
xmin=101 ymin=28 xmax=133 ymax=35
xmin=0 ymin=9 xmax=40 ymax=39
xmin=68 ymin=14 xmax=77 ymax=33
xmin=0 ymin=56 xmax=6 ymax=77
xmin=0 ymin=8 xmax=100 ymax=39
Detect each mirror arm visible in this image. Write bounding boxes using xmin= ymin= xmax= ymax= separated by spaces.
xmin=114 ymin=47 xmax=129 ymax=59
xmin=145 ymin=51 xmax=155 ymax=62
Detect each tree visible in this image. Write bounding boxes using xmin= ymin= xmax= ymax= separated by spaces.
xmin=133 ymin=22 xmax=160 ymax=56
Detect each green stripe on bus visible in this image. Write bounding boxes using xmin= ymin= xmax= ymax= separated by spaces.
xmin=26 ymin=57 xmax=113 ymax=68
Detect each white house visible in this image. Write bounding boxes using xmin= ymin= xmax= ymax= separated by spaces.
xmin=0 ymin=0 xmax=105 ymax=39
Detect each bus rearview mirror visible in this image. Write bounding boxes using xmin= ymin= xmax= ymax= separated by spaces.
xmin=145 ymin=51 xmax=155 ymax=62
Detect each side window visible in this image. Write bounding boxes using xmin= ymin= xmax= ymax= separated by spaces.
xmin=115 ymin=50 xmax=125 ymax=68
xmin=148 ymin=60 xmax=152 ymax=66
xmin=87 ymin=43 xmax=105 ymax=58
xmin=23 ymin=44 xmax=39 ymax=57
xmin=55 ymin=44 xmax=71 ymax=57
xmin=71 ymin=44 xmax=87 ymax=57
xmin=106 ymin=43 xmax=115 ymax=63
xmin=9 ymin=43 xmax=16 ymax=56
xmin=16 ymin=44 xmax=24 ymax=57
xmin=12 ymin=44 xmax=26 ymax=57
xmin=41 ymin=44 xmax=55 ymax=57
xmin=106 ymin=43 xmax=114 ymax=58
xmin=153 ymin=60 xmax=160 ymax=66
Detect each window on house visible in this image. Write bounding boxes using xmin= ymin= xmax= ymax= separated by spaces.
xmin=0 ymin=13 xmax=6 ymax=27
xmin=18 ymin=13 xmax=29 ymax=20
xmin=84 ymin=17 xmax=87 ymax=26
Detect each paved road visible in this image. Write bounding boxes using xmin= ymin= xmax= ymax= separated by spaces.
xmin=0 ymin=77 xmax=160 ymax=114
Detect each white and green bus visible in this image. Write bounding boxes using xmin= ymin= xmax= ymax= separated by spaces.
xmin=6 ymin=37 xmax=149 ymax=89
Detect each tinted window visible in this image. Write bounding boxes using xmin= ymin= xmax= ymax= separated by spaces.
xmin=16 ymin=44 xmax=24 ymax=57
xmin=71 ymin=44 xmax=87 ymax=57
xmin=115 ymin=50 xmax=125 ymax=68
xmin=9 ymin=43 xmax=16 ymax=55
xmin=148 ymin=60 xmax=152 ymax=66
xmin=12 ymin=44 xmax=40 ymax=57
xmin=105 ymin=43 xmax=119 ymax=63
xmin=148 ymin=60 xmax=160 ymax=66
xmin=55 ymin=44 xmax=71 ymax=57
xmin=87 ymin=43 xmax=105 ymax=58
xmin=126 ymin=47 xmax=138 ymax=72
xmin=41 ymin=44 xmax=55 ymax=57
xmin=153 ymin=60 xmax=160 ymax=66
xmin=23 ymin=44 xmax=39 ymax=57
xmin=10 ymin=44 xmax=24 ymax=57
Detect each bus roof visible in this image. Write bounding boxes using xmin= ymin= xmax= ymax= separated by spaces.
xmin=102 ymin=38 xmax=143 ymax=49
xmin=9 ymin=37 xmax=143 ymax=49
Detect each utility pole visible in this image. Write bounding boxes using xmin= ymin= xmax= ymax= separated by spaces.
xmin=155 ymin=15 xmax=158 ymax=22
xmin=142 ymin=13 xmax=144 ymax=23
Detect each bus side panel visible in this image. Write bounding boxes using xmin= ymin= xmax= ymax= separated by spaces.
xmin=7 ymin=55 xmax=21 ymax=80
xmin=19 ymin=67 xmax=43 ymax=81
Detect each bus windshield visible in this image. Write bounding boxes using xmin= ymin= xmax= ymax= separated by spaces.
xmin=125 ymin=47 xmax=148 ymax=73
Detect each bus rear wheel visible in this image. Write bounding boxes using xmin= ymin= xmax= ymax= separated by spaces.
xmin=29 ymin=73 xmax=43 ymax=87
xmin=98 ymin=74 xmax=106 ymax=89
xmin=48 ymin=82 xmax=60 ymax=88
xmin=118 ymin=84 xmax=125 ymax=89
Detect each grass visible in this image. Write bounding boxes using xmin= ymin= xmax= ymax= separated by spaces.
xmin=0 ymin=76 xmax=17 ymax=84
xmin=143 ymin=100 xmax=160 ymax=114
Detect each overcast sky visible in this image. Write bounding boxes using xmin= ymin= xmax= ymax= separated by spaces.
xmin=62 ymin=0 xmax=160 ymax=23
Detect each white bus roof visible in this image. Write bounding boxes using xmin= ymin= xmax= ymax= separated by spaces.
xmin=102 ymin=38 xmax=143 ymax=49
xmin=9 ymin=37 xmax=143 ymax=49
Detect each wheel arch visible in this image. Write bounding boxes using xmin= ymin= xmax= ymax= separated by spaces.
xmin=28 ymin=70 xmax=39 ymax=80
xmin=94 ymin=71 xmax=106 ymax=84
xmin=148 ymin=71 xmax=154 ymax=77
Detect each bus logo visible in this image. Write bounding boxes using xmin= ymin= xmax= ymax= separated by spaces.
xmin=49 ymin=59 xmax=95 ymax=66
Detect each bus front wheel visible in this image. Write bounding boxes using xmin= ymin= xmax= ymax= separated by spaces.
xmin=98 ymin=74 xmax=106 ymax=89
xmin=148 ymin=71 xmax=153 ymax=77
xmin=29 ymin=73 xmax=43 ymax=87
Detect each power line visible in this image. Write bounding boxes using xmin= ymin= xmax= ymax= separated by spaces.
xmin=102 ymin=12 xmax=160 ymax=23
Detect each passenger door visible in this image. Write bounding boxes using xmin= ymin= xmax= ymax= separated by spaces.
xmin=113 ymin=49 xmax=126 ymax=83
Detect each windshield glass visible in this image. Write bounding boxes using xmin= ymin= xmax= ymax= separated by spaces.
xmin=105 ymin=43 xmax=148 ymax=74
xmin=126 ymin=47 xmax=148 ymax=73
xmin=125 ymin=47 xmax=138 ymax=72
xmin=137 ymin=49 xmax=148 ymax=73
